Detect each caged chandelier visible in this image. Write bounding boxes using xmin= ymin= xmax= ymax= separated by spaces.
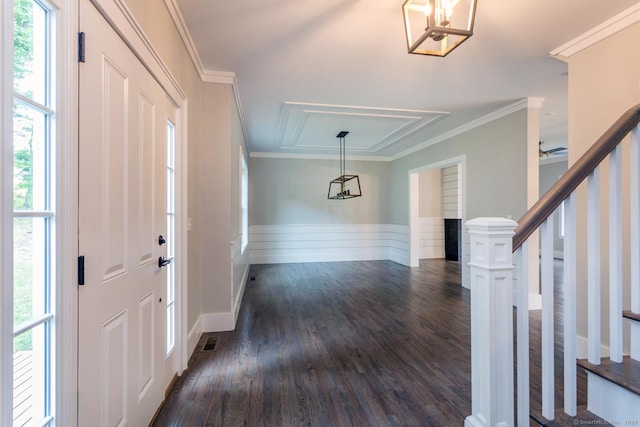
xmin=402 ymin=0 xmax=477 ymax=57
xmin=327 ymin=131 xmax=362 ymax=200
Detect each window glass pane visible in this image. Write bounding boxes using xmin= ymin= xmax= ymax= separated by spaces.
xmin=14 ymin=0 xmax=47 ymax=104
xmin=167 ymin=213 xmax=175 ymax=258
xmin=13 ymin=322 xmax=50 ymax=426
xmin=167 ymin=263 xmax=175 ymax=302
xmin=14 ymin=101 xmax=48 ymax=211
xmin=14 ymin=217 xmax=48 ymax=327
xmin=167 ymin=122 xmax=175 ymax=168
xmin=166 ymin=122 xmax=175 ymax=354
xmin=166 ymin=168 xmax=174 ymax=215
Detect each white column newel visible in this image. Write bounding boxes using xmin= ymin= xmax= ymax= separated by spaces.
xmin=465 ymin=217 xmax=517 ymax=427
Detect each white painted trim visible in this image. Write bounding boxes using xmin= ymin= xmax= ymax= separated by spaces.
xmin=163 ymin=0 xmax=207 ymax=79
xmin=233 ymin=264 xmax=249 ymax=322
xmin=576 ymin=334 xmax=610 ymax=360
xmin=391 ymin=98 xmax=543 ymax=161
xmin=550 ymin=4 xmax=640 ymax=58
xmin=529 ymin=293 xmax=542 ymax=310
xmin=91 ymin=0 xmax=186 ymax=103
xmin=177 ymin=99 xmax=189 ymax=374
xmin=58 ymin=0 xmax=79 ymax=425
xmin=408 ymin=156 xmax=468 ymax=288
xmin=250 ymin=99 xmax=544 ymax=161
xmin=90 ymin=0 xmax=190 ymax=376
xmin=196 ymin=236 xmax=252 ymax=336
xmin=186 ymin=315 xmax=202 ymax=359
xmin=250 ymin=151 xmax=391 ymax=162
xmin=230 ymin=234 xmax=249 ymax=325
xmin=201 ymin=312 xmax=237 ymax=333
xmin=249 ymin=224 xmax=410 ymax=266
xmin=587 ymin=372 xmax=640 ymax=422
xmin=0 ymin=0 xmax=13 ymax=424
xmin=162 ymin=0 xmax=250 ymax=152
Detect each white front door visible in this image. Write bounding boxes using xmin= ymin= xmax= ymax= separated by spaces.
xmin=78 ymin=1 xmax=175 ymax=425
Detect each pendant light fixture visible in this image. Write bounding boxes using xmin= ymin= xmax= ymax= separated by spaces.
xmin=327 ymin=131 xmax=362 ymax=200
xmin=402 ymin=0 xmax=477 ymax=57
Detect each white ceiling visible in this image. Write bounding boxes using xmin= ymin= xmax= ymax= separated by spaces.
xmin=172 ymin=0 xmax=639 ymax=159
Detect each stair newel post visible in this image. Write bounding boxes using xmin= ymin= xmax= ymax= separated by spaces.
xmin=465 ymin=217 xmax=518 ymax=427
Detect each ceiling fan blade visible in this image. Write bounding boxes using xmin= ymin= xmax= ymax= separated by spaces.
xmin=545 ymin=147 xmax=567 ymax=153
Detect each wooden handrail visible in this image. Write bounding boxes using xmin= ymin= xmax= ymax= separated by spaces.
xmin=513 ymin=103 xmax=640 ymax=251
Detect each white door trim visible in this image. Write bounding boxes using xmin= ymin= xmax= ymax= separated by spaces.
xmin=408 ymin=155 xmax=468 ymax=288
xmin=87 ymin=0 xmax=189 ymax=374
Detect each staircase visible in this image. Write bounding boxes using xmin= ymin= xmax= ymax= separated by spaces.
xmin=464 ymin=104 xmax=640 ymax=427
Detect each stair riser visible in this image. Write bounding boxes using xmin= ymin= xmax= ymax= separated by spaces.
xmin=630 ymin=321 xmax=640 ymax=361
xmin=587 ymin=372 xmax=640 ymax=422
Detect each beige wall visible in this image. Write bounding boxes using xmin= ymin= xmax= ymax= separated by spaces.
xmin=198 ymin=84 xmax=232 ymax=313
xmin=539 ymin=159 xmax=568 ymax=256
xmin=418 ymin=169 xmax=441 ymax=218
xmin=121 ymin=0 xmax=250 ymax=337
xmin=249 ymin=157 xmax=391 ymax=225
xmin=119 ymin=0 xmax=206 ymax=341
xmin=563 ymin=22 xmax=640 ymax=354
xmin=390 ymin=109 xmax=529 ymax=225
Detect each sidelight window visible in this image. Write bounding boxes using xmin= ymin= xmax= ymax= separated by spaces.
xmin=9 ymin=0 xmax=57 ymax=425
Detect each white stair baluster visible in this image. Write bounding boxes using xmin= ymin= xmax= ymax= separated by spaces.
xmin=541 ymin=217 xmax=555 ymax=420
xmin=588 ymin=168 xmax=601 ymax=364
xmin=516 ymin=243 xmax=530 ymax=426
xmin=563 ymin=193 xmax=577 ymax=415
xmin=609 ymin=145 xmax=623 ymax=363
xmin=631 ymin=124 xmax=640 ymax=360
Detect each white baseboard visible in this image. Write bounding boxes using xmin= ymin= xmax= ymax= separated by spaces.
xmin=187 ymin=262 xmax=249 ymax=356
xmin=187 ymin=315 xmax=203 ymax=358
xmin=529 ymin=293 xmax=542 ymax=310
xmin=389 ymin=246 xmax=410 ymax=266
xmin=576 ymin=334 xmax=611 ymax=360
xmin=233 ymin=263 xmax=249 ymax=322
xmin=201 ymin=311 xmax=237 ymax=332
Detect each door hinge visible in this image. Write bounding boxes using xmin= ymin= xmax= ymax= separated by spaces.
xmin=78 ymin=32 xmax=85 ymax=63
xmin=78 ymin=256 xmax=85 ymax=285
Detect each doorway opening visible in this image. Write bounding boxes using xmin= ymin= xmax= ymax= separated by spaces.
xmin=409 ymin=155 xmax=468 ymax=288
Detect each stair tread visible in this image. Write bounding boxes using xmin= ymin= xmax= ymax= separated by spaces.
xmin=577 ymin=356 xmax=640 ymax=396
xmin=623 ymin=310 xmax=640 ymax=322
xmin=531 ymin=406 xmax=612 ymax=426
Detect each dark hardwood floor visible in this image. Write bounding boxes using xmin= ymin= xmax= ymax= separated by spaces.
xmin=153 ymin=259 xmax=597 ymax=426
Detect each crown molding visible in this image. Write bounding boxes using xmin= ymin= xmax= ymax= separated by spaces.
xmin=390 ymin=97 xmax=542 ymax=161
xmin=164 ymin=0 xmax=237 ymax=85
xmin=164 ymin=0 xmax=207 ymax=78
xmin=164 ymin=0 xmax=250 ymax=151
xmin=550 ymin=4 xmax=640 ymax=58
xmin=253 ymin=98 xmax=542 ymax=162
xmin=249 ymin=152 xmax=391 ymax=162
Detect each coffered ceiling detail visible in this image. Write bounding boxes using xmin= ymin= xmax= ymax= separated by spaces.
xmin=276 ymin=102 xmax=449 ymax=155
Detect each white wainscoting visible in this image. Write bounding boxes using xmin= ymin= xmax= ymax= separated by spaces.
xmin=418 ymin=217 xmax=444 ymax=259
xmin=249 ymin=224 xmax=410 ymax=266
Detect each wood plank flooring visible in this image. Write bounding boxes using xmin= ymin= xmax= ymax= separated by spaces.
xmin=153 ymin=259 xmax=595 ymax=426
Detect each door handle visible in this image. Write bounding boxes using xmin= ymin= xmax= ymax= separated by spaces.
xmin=158 ymin=256 xmax=171 ymax=268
